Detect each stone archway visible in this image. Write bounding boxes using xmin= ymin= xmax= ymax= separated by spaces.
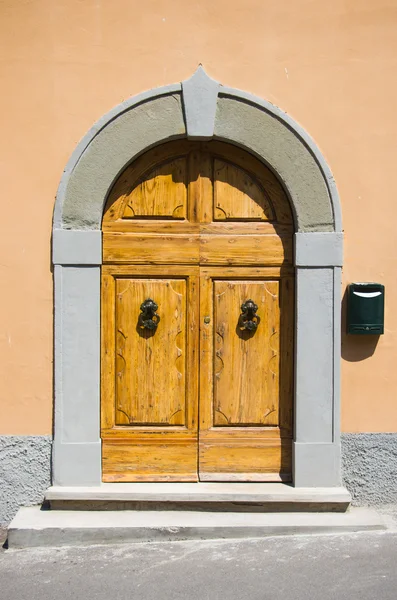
xmin=52 ymin=67 xmax=343 ymax=488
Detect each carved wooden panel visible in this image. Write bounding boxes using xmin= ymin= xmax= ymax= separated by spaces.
xmin=101 ymin=265 xmax=199 ymax=482
xmin=213 ymin=279 xmax=280 ymax=426
xmin=115 ymin=277 xmax=186 ymax=426
xmin=103 ymin=139 xmax=294 ymax=231
xmin=213 ymin=159 xmax=275 ymax=221
xmin=199 ymin=268 xmax=293 ymax=481
xmin=119 ymin=158 xmax=187 ymax=219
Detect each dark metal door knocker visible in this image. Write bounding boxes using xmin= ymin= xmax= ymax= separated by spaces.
xmin=239 ymin=299 xmax=259 ymax=331
xmin=139 ymin=298 xmax=160 ymax=330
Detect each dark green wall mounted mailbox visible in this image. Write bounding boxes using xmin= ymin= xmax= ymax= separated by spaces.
xmin=347 ymin=283 xmax=385 ymax=335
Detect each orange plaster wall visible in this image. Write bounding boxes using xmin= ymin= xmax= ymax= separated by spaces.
xmin=0 ymin=0 xmax=396 ymax=434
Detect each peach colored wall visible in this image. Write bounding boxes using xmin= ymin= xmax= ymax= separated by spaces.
xmin=0 ymin=0 xmax=396 ymax=434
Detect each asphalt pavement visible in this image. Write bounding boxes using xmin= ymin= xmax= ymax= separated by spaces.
xmin=1 ymin=526 xmax=397 ymax=600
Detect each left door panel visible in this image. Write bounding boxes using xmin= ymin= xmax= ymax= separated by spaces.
xmin=101 ymin=265 xmax=199 ymax=482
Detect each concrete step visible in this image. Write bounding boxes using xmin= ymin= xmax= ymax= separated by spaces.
xmin=8 ymin=506 xmax=386 ymax=548
xmin=45 ymin=483 xmax=352 ymax=512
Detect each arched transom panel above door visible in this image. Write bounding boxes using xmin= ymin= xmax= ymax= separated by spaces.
xmin=101 ymin=140 xmax=295 ymax=482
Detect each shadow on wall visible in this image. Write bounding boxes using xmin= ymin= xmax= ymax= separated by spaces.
xmin=341 ymin=287 xmax=380 ymax=362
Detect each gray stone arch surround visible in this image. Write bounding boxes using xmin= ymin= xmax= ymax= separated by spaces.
xmin=52 ymin=67 xmax=344 ymax=488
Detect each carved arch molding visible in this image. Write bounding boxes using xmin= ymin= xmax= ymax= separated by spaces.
xmin=52 ymin=68 xmax=344 ymax=488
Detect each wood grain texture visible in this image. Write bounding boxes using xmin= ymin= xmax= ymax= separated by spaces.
xmin=188 ymin=149 xmax=213 ymax=224
xmin=101 ymin=266 xmax=199 ymax=482
xmin=115 ymin=278 xmax=186 ymax=426
xmin=102 ymin=436 xmax=198 ymax=482
xmin=199 ymin=268 xmax=293 ymax=480
xmin=199 ymin=441 xmax=292 ymax=481
xmin=104 ymin=233 xmax=291 ymax=265
xmin=199 ymin=222 xmax=293 ymax=235
xmin=199 ymin=473 xmax=290 ymax=482
xmin=104 ymin=141 xmax=195 ymax=223
xmin=103 ymin=139 xmax=294 ymax=232
xmin=199 ymin=431 xmax=292 ymax=480
xmin=101 ymin=140 xmax=294 ymax=482
xmin=279 ymin=276 xmax=295 ymax=435
xmin=214 ymin=159 xmax=275 ymax=221
xmin=103 ymin=233 xmax=200 ymax=264
xmin=103 ymin=221 xmax=292 ymax=235
xmin=101 ymin=272 xmax=116 ymax=431
xmin=121 ymin=158 xmax=187 ymax=219
xmin=207 ymin=141 xmax=293 ymax=226
xmin=213 ymin=280 xmax=280 ymax=426
xmin=199 ymin=234 xmax=292 ymax=266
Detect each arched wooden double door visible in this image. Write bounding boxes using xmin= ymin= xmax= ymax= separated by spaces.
xmin=101 ymin=140 xmax=294 ymax=482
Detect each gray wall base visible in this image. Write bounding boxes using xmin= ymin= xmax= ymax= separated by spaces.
xmin=0 ymin=435 xmax=52 ymax=526
xmin=53 ymin=441 xmax=102 ymax=486
xmin=293 ymin=442 xmax=341 ymax=487
xmin=342 ymin=433 xmax=397 ymax=505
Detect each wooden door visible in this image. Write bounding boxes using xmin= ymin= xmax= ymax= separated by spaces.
xmin=101 ymin=140 xmax=294 ymax=482
xmin=199 ymin=270 xmax=293 ymax=480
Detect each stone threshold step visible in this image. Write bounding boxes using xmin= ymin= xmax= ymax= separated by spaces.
xmin=46 ymin=483 xmax=351 ymax=512
xmin=8 ymin=506 xmax=385 ymax=549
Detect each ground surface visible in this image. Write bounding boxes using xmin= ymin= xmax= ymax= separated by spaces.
xmin=1 ymin=526 xmax=397 ymax=600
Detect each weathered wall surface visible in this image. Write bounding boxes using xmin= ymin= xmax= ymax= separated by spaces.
xmin=0 ymin=0 xmax=396 ymax=435
xmin=0 ymin=436 xmax=51 ymax=526
xmin=342 ymin=434 xmax=397 ymax=505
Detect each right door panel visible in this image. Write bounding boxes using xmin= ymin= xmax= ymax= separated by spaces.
xmin=199 ymin=267 xmax=294 ymax=481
